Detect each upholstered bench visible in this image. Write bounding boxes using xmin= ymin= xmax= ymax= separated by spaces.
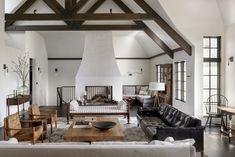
xmin=68 ymin=100 xmax=130 ymax=124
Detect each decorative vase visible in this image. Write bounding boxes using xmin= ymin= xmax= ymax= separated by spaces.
xmin=18 ymin=83 xmax=28 ymax=95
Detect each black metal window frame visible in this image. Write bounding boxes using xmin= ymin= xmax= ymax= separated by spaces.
xmin=203 ymin=36 xmax=221 ymax=106
xmin=175 ymin=61 xmax=186 ymax=102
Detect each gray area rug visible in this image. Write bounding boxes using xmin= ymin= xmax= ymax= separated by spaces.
xmin=44 ymin=117 xmax=148 ymax=143
xmin=47 ymin=127 xmax=148 ymax=143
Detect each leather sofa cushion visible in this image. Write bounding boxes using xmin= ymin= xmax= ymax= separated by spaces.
xmin=162 ymin=106 xmax=178 ymax=126
xmin=172 ymin=111 xmax=192 ymax=127
xmin=158 ymin=103 xmax=168 ymax=116
xmin=140 ymin=116 xmax=167 ymax=127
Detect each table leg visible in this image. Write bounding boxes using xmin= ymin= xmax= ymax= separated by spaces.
xmin=8 ymin=105 xmax=10 ymax=116
xmin=228 ymin=114 xmax=232 ymax=143
xmin=17 ymin=105 xmax=19 ymax=115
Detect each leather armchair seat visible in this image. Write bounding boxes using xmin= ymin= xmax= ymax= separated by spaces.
xmin=137 ymin=103 xmax=204 ymax=153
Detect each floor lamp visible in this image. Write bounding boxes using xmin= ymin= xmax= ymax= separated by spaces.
xmin=149 ymin=82 xmax=165 ymax=107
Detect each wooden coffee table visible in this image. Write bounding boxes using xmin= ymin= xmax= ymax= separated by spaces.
xmin=64 ymin=118 xmax=124 ymax=142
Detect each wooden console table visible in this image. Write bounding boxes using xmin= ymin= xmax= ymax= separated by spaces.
xmin=6 ymin=95 xmax=32 ymax=116
xmin=218 ymin=106 xmax=235 ymax=142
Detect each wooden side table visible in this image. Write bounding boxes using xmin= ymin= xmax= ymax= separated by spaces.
xmin=6 ymin=95 xmax=32 ymax=116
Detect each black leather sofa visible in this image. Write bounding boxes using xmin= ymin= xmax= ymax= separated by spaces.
xmin=137 ymin=103 xmax=204 ymax=153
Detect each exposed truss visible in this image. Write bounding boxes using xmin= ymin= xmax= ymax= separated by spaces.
xmin=4 ymin=0 xmax=192 ymax=58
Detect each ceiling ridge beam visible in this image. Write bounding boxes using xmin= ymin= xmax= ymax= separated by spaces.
xmin=42 ymin=0 xmax=73 ymax=26
xmin=43 ymin=0 xmax=66 ymax=14
xmin=134 ymin=0 xmax=192 ymax=56
xmin=65 ymin=0 xmax=76 ymax=12
xmin=5 ymin=13 xmax=156 ymax=21
xmin=112 ymin=0 xmax=173 ymax=59
xmin=5 ymin=0 xmax=37 ymax=27
xmin=71 ymin=0 xmax=89 ymax=14
xmin=75 ymin=0 xmax=106 ymax=26
xmin=5 ymin=25 xmax=143 ymax=31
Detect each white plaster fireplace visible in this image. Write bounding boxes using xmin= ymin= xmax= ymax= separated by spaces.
xmin=75 ymin=32 xmax=122 ymax=101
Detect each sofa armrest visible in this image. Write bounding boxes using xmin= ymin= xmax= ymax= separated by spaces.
xmin=137 ymin=107 xmax=158 ymax=116
xmin=155 ymin=126 xmax=205 ymax=152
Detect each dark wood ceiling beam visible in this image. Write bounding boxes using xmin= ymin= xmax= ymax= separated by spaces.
xmin=71 ymin=0 xmax=89 ymax=14
xmin=5 ymin=13 xmax=155 ymax=21
xmin=5 ymin=0 xmax=36 ymax=27
xmin=144 ymin=28 xmax=173 ymax=58
xmin=76 ymin=0 xmax=106 ymax=25
xmin=5 ymin=25 xmax=143 ymax=31
xmin=43 ymin=0 xmax=66 ymax=14
xmin=65 ymin=0 xmax=76 ymax=12
xmin=43 ymin=0 xmax=74 ymax=26
xmin=134 ymin=0 xmax=192 ymax=56
xmin=112 ymin=0 xmax=173 ymax=59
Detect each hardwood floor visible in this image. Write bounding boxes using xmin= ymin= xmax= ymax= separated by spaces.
xmin=0 ymin=104 xmax=235 ymax=157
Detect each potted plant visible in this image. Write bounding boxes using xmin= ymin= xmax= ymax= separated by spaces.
xmin=12 ymin=53 xmax=29 ymax=95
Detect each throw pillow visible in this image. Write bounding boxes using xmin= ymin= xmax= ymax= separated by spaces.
xmin=70 ymin=100 xmax=79 ymax=111
xmin=0 ymin=138 xmax=18 ymax=145
xmin=140 ymin=86 xmax=148 ymax=92
xmin=117 ymin=100 xmax=127 ymax=110
xmin=92 ymin=141 xmax=149 ymax=145
xmin=172 ymin=139 xmax=195 ymax=145
xmin=149 ymin=140 xmax=173 ymax=146
xmin=139 ymin=90 xmax=148 ymax=95
xmin=149 ymin=137 xmax=195 ymax=146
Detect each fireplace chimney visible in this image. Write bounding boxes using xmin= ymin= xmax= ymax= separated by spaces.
xmin=75 ymin=32 xmax=122 ymax=100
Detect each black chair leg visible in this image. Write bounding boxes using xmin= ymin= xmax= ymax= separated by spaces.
xmin=205 ymin=116 xmax=210 ymax=127
xmin=209 ymin=116 xmax=212 ymax=128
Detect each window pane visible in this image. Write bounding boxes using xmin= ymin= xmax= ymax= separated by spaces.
xmin=203 ymin=63 xmax=209 ymax=75
xmin=211 ymin=76 xmax=218 ymax=88
xmin=203 ymin=90 xmax=209 ymax=102
xmin=203 ymin=38 xmax=209 ymax=47
xmin=178 ymin=90 xmax=181 ymax=99
xmin=203 ymin=49 xmax=210 ymax=58
xmin=211 ymin=38 xmax=218 ymax=48
xmin=203 ymin=76 xmax=209 ymax=88
xmin=211 ymin=63 xmax=218 ymax=75
xmin=178 ymin=64 xmax=181 ymax=71
xmin=211 ymin=49 xmax=218 ymax=58
xmin=211 ymin=90 xmax=217 ymax=96
xmin=178 ymin=72 xmax=181 ymax=81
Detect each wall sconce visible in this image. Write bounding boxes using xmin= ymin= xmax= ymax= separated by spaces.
xmin=38 ymin=67 xmax=42 ymax=73
xmin=3 ymin=64 xmax=8 ymax=72
xmin=3 ymin=64 xmax=8 ymax=78
xmin=55 ymin=68 xmax=58 ymax=73
xmin=128 ymin=68 xmax=143 ymax=76
xmin=228 ymin=56 xmax=233 ymax=66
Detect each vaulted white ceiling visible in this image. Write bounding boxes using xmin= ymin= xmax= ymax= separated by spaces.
xmin=217 ymin=0 xmax=235 ymax=26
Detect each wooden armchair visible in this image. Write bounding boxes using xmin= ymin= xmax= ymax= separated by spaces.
xmin=4 ymin=113 xmax=43 ymax=144
xmin=28 ymin=104 xmax=57 ymax=133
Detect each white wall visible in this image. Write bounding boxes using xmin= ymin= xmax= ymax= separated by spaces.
xmin=25 ymin=31 xmax=48 ymax=106
xmin=0 ymin=0 xmax=28 ymax=126
xmin=224 ymin=24 xmax=235 ymax=107
xmin=150 ymin=52 xmax=195 ymax=115
xmin=117 ymin=60 xmax=150 ymax=85
xmin=48 ymin=60 xmax=81 ymax=106
xmin=159 ymin=0 xmax=224 ymax=117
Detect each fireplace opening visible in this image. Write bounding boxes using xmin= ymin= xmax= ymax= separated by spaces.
xmin=85 ymin=86 xmax=113 ymax=102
